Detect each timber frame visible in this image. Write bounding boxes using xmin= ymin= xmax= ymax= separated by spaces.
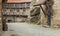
xmin=34 ymin=0 xmax=54 ymax=26
xmin=2 ymin=0 xmax=54 ymax=27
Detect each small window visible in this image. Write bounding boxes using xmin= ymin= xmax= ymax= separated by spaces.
xmin=3 ymin=9 xmax=6 ymax=12
xmin=27 ymin=3 xmax=30 ymax=6
xmin=17 ymin=9 xmax=20 ymax=12
xmin=8 ymin=20 xmax=12 ymax=22
xmin=10 ymin=9 xmax=14 ymax=12
xmin=23 ymin=9 xmax=26 ymax=12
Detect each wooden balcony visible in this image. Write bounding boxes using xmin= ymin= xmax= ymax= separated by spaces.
xmin=2 ymin=3 xmax=30 ymax=9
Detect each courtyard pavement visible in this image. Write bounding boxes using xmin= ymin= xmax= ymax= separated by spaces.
xmin=1 ymin=22 xmax=60 ymax=36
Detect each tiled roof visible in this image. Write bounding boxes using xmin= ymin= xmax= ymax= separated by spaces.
xmin=7 ymin=0 xmax=46 ymax=4
xmin=7 ymin=0 xmax=31 ymax=3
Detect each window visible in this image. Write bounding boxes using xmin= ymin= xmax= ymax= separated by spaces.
xmin=3 ymin=9 xmax=6 ymax=12
xmin=27 ymin=3 xmax=30 ymax=6
xmin=10 ymin=9 xmax=14 ymax=12
xmin=8 ymin=20 xmax=12 ymax=22
xmin=17 ymin=9 xmax=20 ymax=12
xmin=21 ymin=4 xmax=25 ymax=8
xmin=23 ymin=9 xmax=26 ymax=12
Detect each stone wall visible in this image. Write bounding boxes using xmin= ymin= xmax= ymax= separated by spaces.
xmin=41 ymin=0 xmax=60 ymax=27
xmin=51 ymin=0 xmax=60 ymax=27
xmin=0 ymin=0 xmax=2 ymax=31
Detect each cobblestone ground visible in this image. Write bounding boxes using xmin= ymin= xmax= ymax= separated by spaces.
xmin=1 ymin=22 xmax=60 ymax=36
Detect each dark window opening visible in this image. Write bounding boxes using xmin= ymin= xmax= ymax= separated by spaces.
xmin=8 ymin=20 xmax=12 ymax=22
